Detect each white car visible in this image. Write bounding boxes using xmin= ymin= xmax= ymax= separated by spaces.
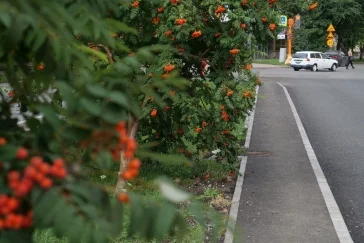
xmin=290 ymin=51 xmax=339 ymax=72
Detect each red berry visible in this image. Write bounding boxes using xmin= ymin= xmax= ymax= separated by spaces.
xmin=118 ymin=193 xmax=129 ymax=203
xmin=0 ymin=137 xmax=7 ymax=146
xmin=7 ymin=198 xmax=19 ymax=212
xmin=16 ymin=147 xmax=28 ymax=160
xmin=38 ymin=163 xmax=50 ymax=175
xmin=7 ymin=171 xmax=20 ymax=182
xmin=55 ymin=168 xmax=67 ymax=179
xmin=53 ymin=158 xmax=65 ymax=168
xmin=0 ymin=195 xmax=9 ymax=207
xmin=24 ymin=166 xmax=37 ymax=179
xmin=128 ymin=159 xmax=141 ymax=170
xmin=30 ymin=156 xmax=43 ymax=168
xmin=34 ymin=172 xmax=45 ymax=183
xmin=39 ymin=178 xmax=52 ymax=189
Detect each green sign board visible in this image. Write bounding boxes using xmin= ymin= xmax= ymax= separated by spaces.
xmin=279 ymin=15 xmax=287 ymax=27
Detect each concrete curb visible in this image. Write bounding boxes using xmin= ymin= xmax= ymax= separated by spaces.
xmin=277 ymin=82 xmax=353 ymax=243
xmin=223 ymin=86 xmax=259 ymax=243
xmin=252 ymin=63 xmax=289 ymax=69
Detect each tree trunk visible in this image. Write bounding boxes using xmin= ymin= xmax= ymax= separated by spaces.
xmin=360 ymin=43 xmax=364 ymax=60
xmin=114 ymin=117 xmax=140 ymax=195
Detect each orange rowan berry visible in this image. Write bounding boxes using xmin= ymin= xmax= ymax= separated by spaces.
xmin=129 ymin=168 xmax=139 ymax=178
xmin=128 ymin=159 xmax=141 ymax=170
xmin=191 ymin=30 xmax=202 ymax=39
xmin=0 ymin=137 xmax=7 ymax=146
xmin=40 ymin=177 xmax=53 ymax=189
xmin=30 ymin=156 xmax=43 ymax=167
xmin=150 ymin=108 xmax=157 ymax=117
xmin=227 ymin=90 xmax=234 ymax=97
xmin=53 ymin=158 xmax=65 ymax=168
xmin=131 ymin=1 xmax=139 ymax=7
xmin=37 ymin=64 xmax=44 ymax=71
xmin=16 ymin=147 xmax=28 ymax=160
xmin=157 ymin=7 xmax=164 ymax=13
xmin=24 ymin=166 xmax=37 ymax=179
xmin=215 ymin=5 xmax=226 ymax=13
xmin=243 ymin=90 xmax=251 ymax=98
xmin=7 ymin=197 xmax=19 ymax=212
xmin=194 ymin=127 xmax=202 ymax=133
xmin=38 ymin=163 xmax=50 ymax=175
xmin=34 ymin=172 xmax=45 ymax=183
xmin=175 ymin=18 xmax=187 ymax=25
xmin=7 ymin=171 xmax=20 ymax=182
xmin=164 ymin=64 xmax=176 ymax=73
xmin=202 ymin=121 xmax=208 ymax=127
xmin=229 ymin=48 xmax=240 ymax=55
xmin=118 ymin=193 xmax=129 ymax=203
xmin=121 ymin=170 xmax=134 ymax=181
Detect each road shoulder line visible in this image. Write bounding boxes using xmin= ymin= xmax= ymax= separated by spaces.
xmin=223 ymin=86 xmax=259 ymax=243
xmin=277 ymin=82 xmax=353 ymax=243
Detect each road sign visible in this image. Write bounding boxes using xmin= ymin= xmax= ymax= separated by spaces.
xmin=327 ymin=24 xmax=335 ymax=32
xmin=279 ymin=15 xmax=287 ymax=26
xmin=277 ymin=34 xmax=285 ymax=40
xmin=326 ymin=32 xmax=334 ymax=39
xmin=327 ymin=39 xmax=334 ymax=47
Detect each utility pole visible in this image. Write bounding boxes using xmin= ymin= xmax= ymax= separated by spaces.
xmin=284 ymin=18 xmax=294 ymax=65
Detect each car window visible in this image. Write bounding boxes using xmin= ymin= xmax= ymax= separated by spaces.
xmin=321 ymin=54 xmax=330 ymax=59
xmin=315 ymin=53 xmax=321 ymax=58
xmin=293 ymin=53 xmax=307 ymax=58
xmin=310 ymin=53 xmax=315 ymax=58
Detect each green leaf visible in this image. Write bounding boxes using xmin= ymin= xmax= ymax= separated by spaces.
xmin=80 ymin=98 xmax=102 ymax=116
xmin=32 ymin=31 xmax=47 ymax=52
xmin=136 ymin=150 xmax=190 ymax=166
xmin=102 ymin=103 xmax=128 ymax=124
xmin=76 ymin=44 xmax=108 ymax=62
xmin=0 ymin=11 xmax=11 ymax=27
xmin=56 ymin=81 xmax=78 ymax=113
xmin=128 ymin=194 xmax=143 ymax=237
xmin=109 ymin=202 xmax=124 ymax=237
xmin=36 ymin=105 xmax=62 ymax=129
xmin=0 ymin=145 xmax=17 ymax=161
xmin=33 ymin=189 xmax=60 ymax=227
xmin=108 ymin=91 xmax=128 ymax=108
xmin=86 ymin=84 xmax=108 ymax=98
xmin=155 ymin=177 xmax=191 ymax=203
xmin=153 ymin=201 xmax=177 ymax=239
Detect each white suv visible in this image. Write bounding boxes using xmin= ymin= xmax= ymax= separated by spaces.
xmin=290 ymin=51 xmax=339 ymax=72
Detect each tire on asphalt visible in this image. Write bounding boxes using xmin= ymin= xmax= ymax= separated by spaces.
xmin=311 ymin=64 xmax=318 ymax=72
xmin=294 ymin=68 xmax=299 ymax=71
xmin=330 ymin=64 xmax=337 ymax=71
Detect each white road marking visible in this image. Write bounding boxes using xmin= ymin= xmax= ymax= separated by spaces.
xmin=277 ymin=82 xmax=353 ymax=243
xmin=224 ymin=86 xmax=259 ymax=243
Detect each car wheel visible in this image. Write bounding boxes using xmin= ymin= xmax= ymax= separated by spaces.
xmin=330 ymin=64 xmax=337 ymax=71
xmin=311 ymin=64 xmax=317 ymax=72
xmin=294 ymin=68 xmax=299 ymax=71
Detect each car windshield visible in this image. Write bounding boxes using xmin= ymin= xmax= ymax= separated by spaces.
xmin=293 ymin=53 xmax=307 ymax=58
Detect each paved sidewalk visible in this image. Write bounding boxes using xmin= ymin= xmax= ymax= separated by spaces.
xmin=234 ymin=81 xmax=339 ymax=243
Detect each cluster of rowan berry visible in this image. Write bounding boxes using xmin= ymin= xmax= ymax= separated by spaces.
xmin=0 ymin=137 xmax=68 ymax=230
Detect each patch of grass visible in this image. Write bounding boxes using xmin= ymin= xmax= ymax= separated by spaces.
xmin=253 ymin=58 xmax=284 ymax=65
xmin=353 ymin=59 xmax=364 ymax=63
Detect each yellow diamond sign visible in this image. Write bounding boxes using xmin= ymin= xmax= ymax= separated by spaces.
xmin=327 ymin=24 xmax=335 ymax=32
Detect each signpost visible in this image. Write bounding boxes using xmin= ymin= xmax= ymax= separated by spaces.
xmin=326 ymin=24 xmax=335 ymax=48
xmin=284 ymin=18 xmax=294 ymax=65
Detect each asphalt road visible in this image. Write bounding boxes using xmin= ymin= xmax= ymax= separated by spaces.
xmin=257 ymin=64 xmax=364 ymax=242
